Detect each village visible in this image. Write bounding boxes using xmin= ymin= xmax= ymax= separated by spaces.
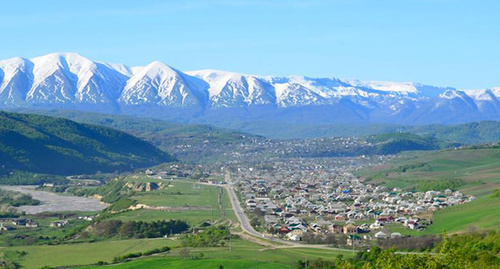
xmin=227 ymin=156 xmax=475 ymax=247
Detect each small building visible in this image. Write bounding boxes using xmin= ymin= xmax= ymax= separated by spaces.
xmin=278 ymin=226 xmax=290 ymax=234
xmin=390 ymin=232 xmax=402 ymax=239
xmin=334 ymin=214 xmax=346 ymax=221
xmin=0 ymin=225 xmax=14 ymax=231
xmin=26 ymin=221 xmax=39 ymax=228
xmin=330 ymin=223 xmax=343 ymax=234
xmin=343 ymin=223 xmax=357 ymax=234
xmin=50 ymin=220 xmax=69 ymax=227
xmin=347 ymin=235 xmax=362 ymax=246
xmin=374 ymin=231 xmax=388 ymax=239
xmin=12 ymin=219 xmax=27 ymax=226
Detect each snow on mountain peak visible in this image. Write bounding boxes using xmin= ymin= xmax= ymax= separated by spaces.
xmin=2 ymin=52 xmax=500 ymax=124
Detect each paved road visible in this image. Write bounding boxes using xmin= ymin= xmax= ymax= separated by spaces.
xmin=223 ymin=171 xmax=351 ymax=249
xmin=224 ymin=170 xmax=270 ymax=239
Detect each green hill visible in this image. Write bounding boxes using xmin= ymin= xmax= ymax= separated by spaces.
xmin=11 ymin=109 xmax=265 ymax=163
xmin=359 ymin=145 xmax=500 ymax=234
xmin=367 ymin=133 xmax=445 ymax=155
xmin=359 ymin=145 xmax=500 ymax=197
xmin=0 ymin=111 xmax=174 ymax=177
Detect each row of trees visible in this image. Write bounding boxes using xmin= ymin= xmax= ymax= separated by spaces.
xmin=299 ymin=231 xmax=500 ymax=268
xmin=91 ymin=220 xmax=188 ymax=239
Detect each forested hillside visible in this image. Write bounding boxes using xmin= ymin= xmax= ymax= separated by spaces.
xmin=0 ymin=111 xmax=173 ymax=178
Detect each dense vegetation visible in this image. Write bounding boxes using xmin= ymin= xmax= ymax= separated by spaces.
xmin=182 ymin=226 xmax=231 ymax=247
xmin=112 ymin=245 xmax=171 ymax=263
xmin=412 ymin=178 xmax=466 ymax=192
xmin=90 ymin=220 xmax=189 ymax=239
xmin=0 ymin=172 xmax=67 ymax=186
xmin=22 ymin=109 xmax=262 ymax=163
xmin=0 ymin=189 xmax=40 ymax=207
xmin=297 ymin=232 xmax=500 ymax=269
xmin=223 ymin=119 xmax=500 ymax=142
xmin=0 ymin=111 xmax=173 ymax=178
xmin=368 ymin=133 xmax=444 ymax=155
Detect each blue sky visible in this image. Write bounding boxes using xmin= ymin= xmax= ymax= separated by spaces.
xmin=1 ymin=0 xmax=499 ymax=89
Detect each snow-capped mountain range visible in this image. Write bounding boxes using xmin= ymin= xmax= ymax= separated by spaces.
xmin=1 ymin=52 xmax=500 ymax=125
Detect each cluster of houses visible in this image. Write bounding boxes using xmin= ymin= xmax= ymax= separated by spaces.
xmin=0 ymin=214 xmax=99 ymax=232
xmin=232 ymin=157 xmax=473 ymax=245
xmin=0 ymin=218 xmax=39 ymax=231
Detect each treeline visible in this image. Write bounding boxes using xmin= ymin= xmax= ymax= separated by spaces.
xmin=90 ymin=220 xmax=188 ymax=239
xmin=413 ymin=178 xmax=466 ymax=192
xmin=112 ymin=245 xmax=171 ymax=263
xmin=182 ymin=226 xmax=231 ymax=247
xmin=376 ymin=235 xmax=440 ymax=251
xmin=0 ymin=189 xmax=40 ymax=207
xmin=299 ymin=231 xmax=500 ymax=269
xmin=0 ymin=111 xmax=173 ymax=177
xmin=0 ymin=171 xmax=67 ymax=186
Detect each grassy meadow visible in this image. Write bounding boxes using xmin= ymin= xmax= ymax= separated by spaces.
xmin=4 ymin=238 xmax=179 ymax=269
xmin=360 ymin=147 xmax=500 ymax=197
xmin=77 ymin=238 xmax=354 ymax=269
xmin=110 ymin=177 xmax=237 ymax=226
xmin=360 ymin=147 xmax=500 ymax=234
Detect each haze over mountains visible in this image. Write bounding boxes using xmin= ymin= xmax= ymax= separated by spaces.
xmin=1 ymin=52 xmax=500 ymax=126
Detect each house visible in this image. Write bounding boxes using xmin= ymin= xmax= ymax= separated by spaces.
xmin=390 ymin=232 xmax=402 ymax=239
xmin=278 ymin=226 xmax=290 ymax=234
xmin=343 ymin=223 xmax=357 ymax=234
xmin=347 ymin=235 xmax=362 ymax=246
xmin=329 ymin=223 xmax=343 ymax=234
xmin=369 ymin=221 xmax=383 ymax=230
xmin=26 ymin=221 xmax=39 ymax=228
xmin=334 ymin=214 xmax=346 ymax=221
xmin=246 ymin=200 xmax=257 ymax=209
xmin=287 ymin=230 xmax=304 ymax=241
xmin=12 ymin=219 xmax=27 ymax=226
xmin=374 ymin=231 xmax=388 ymax=239
xmin=50 ymin=220 xmax=69 ymax=227
xmin=0 ymin=225 xmax=14 ymax=231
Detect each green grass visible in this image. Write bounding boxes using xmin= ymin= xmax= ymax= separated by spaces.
xmin=4 ymin=238 xmax=180 ymax=269
xmin=360 ymin=147 xmax=500 ymax=234
xmin=0 ymin=211 xmax=100 ymax=246
xmin=131 ymin=181 xmax=218 ymax=208
xmin=360 ymin=148 xmax=500 ymax=197
xmin=112 ymin=179 xmax=237 ymax=226
xmin=83 ymin=258 xmax=289 ymax=269
xmin=79 ymin=238 xmax=354 ymax=269
xmin=111 ymin=209 xmax=222 ymax=226
xmin=386 ymin=197 xmax=500 ymax=236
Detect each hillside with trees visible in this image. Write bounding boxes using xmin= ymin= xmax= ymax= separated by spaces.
xmin=0 ymin=111 xmax=173 ymax=179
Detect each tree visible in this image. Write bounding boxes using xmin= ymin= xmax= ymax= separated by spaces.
xmin=179 ymin=248 xmax=190 ymax=260
xmin=325 ymin=233 xmax=338 ymax=247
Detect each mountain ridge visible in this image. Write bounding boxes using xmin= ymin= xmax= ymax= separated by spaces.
xmin=1 ymin=52 xmax=500 ymax=125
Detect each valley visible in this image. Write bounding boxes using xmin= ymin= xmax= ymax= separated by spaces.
xmin=0 ymin=112 xmax=498 ymax=269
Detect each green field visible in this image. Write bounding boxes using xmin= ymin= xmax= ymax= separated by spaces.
xmin=131 ymin=180 xmax=218 ymax=207
xmin=360 ymin=147 xmax=500 ymax=234
xmin=79 ymin=238 xmax=354 ymax=269
xmin=360 ymin=147 xmax=500 ymax=197
xmin=3 ymin=238 xmax=179 ymax=269
xmin=3 ymin=236 xmax=354 ymax=269
xmin=113 ymin=178 xmax=237 ymax=226
xmin=386 ymin=196 xmax=500 ymax=236
xmin=84 ymin=258 xmax=288 ymax=269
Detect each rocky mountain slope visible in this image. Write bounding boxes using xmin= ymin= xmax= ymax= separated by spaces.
xmin=1 ymin=52 xmax=499 ymax=125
